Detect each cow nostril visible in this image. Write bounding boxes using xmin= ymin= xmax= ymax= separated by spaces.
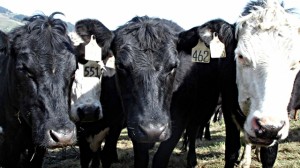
xmin=50 ymin=130 xmax=59 ymax=142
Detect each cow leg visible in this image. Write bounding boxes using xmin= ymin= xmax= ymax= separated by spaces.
xmin=132 ymin=141 xmax=152 ymax=168
xmin=260 ymin=143 xmax=278 ymax=168
xmin=180 ymin=129 xmax=188 ymax=152
xmin=91 ymin=150 xmax=101 ymax=168
xmin=197 ymin=125 xmax=204 ymax=140
xmin=79 ymin=137 xmax=94 ymax=168
xmin=222 ymin=99 xmax=241 ymax=167
xmin=239 ymin=143 xmax=252 ymax=168
xmin=101 ymin=124 xmax=123 ymax=168
xmin=186 ymin=124 xmax=199 ymax=168
xmin=204 ymin=122 xmax=211 ymax=140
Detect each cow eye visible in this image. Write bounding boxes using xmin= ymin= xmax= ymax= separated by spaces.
xmin=16 ymin=65 xmax=34 ymax=78
xmin=237 ymin=54 xmax=250 ymax=66
xmin=167 ymin=63 xmax=178 ymax=75
xmin=116 ymin=64 xmax=127 ymax=73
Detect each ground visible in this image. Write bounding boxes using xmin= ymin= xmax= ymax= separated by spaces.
xmin=43 ymin=120 xmax=300 ymax=168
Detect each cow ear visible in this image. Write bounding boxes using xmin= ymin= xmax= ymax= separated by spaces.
xmin=74 ymin=43 xmax=88 ymax=64
xmin=0 ymin=30 xmax=9 ymax=56
xmin=177 ymin=25 xmax=215 ymax=55
xmin=177 ymin=26 xmax=200 ymax=55
xmin=177 ymin=19 xmax=236 ymax=55
xmin=75 ymin=19 xmax=114 ymax=60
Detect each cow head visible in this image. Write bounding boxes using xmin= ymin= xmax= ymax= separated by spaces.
xmin=68 ymin=32 xmax=106 ymax=123
xmin=75 ymin=17 xmax=183 ymax=143
xmin=235 ymin=0 xmax=300 ymax=146
xmin=8 ymin=12 xmax=77 ymax=147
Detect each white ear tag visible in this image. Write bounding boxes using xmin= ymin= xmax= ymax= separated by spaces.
xmin=210 ymin=32 xmax=226 ymax=58
xmin=191 ymin=40 xmax=210 ymax=63
xmin=105 ymin=56 xmax=115 ymax=69
xmin=85 ymin=35 xmax=102 ymax=61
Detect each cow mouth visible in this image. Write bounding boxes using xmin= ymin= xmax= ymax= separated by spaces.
xmin=246 ymin=133 xmax=275 ymax=146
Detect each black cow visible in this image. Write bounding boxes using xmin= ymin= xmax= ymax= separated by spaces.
xmin=74 ymin=16 xmax=243 ymax=168
xmin=0 ymin=12 xmax=77 ymax=167
xmin=151 ymin=19 xmax=241 ymax=168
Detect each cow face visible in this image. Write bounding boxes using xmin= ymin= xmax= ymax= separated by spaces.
xmin=235 ymin=1 xmax=300 ymax=146
xmin=113 ymin=18 xmax=180 ymax=142
xmin=10 ymin=13 xmax=77 ymax=147
xmin=70 ymin=62 xmax=103 ymax=123
xmin=75 ymin=17 xmax=182 ymax=143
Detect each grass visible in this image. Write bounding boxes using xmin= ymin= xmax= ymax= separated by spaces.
xmin=44 ymin=120 xmax=300 ymax=168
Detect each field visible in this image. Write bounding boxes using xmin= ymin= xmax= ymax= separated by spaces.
xmin=43 ymin=120 xmax=300 ymax=168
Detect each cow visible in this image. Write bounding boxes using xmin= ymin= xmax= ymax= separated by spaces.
xmin=151 ymin=19 xmax=241 ymax=168
xmin=234 ymin=0 xmax=300 ymax=167
xmin=71 ymin=30 xmax=124 ymax=168
xmin=74 ymin=16 xmax=243 ymax=168
xmin=0 ymin=12 xmax=77 ymax=167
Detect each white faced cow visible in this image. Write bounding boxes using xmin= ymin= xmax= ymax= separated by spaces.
xmin=235 ymin=0 xmax=300 ymax=167
xmin=70 ymin=32 xmax=120 ymax=167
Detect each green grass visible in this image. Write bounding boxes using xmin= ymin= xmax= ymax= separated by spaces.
xmin=44 ymin=120 xmax=300 ymax=168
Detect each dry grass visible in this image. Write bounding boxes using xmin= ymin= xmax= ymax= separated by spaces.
xmin=43 ymin=120 xmax=300 ymax=168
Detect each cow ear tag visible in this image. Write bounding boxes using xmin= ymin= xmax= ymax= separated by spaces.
xmin=191 ymin=40 xmax=210 ymax=63
xmin=210 ymin=32 xmax=226 ymax=58
xmin=85 ymin=35 xmax=102 ymax=62
xmin=105 ymin=56 xmax=115 ymax=69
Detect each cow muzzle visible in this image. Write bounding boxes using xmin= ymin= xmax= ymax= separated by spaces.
xmin=48 ymin=128 xmax=77 ymax=147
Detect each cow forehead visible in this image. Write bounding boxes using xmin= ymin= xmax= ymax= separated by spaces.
xmin=235 ymin=2 xmax=300 ymax=66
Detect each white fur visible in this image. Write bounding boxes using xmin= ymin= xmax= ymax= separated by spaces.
xmin=235 ymin=0 xmax=300 ymax=146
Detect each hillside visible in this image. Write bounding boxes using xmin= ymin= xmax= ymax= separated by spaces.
xmin=0 ymin=6 xmax=75 ymax=33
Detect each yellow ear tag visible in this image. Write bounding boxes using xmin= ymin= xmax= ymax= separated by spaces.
xmin=210 ymin=32 xmax=226 ymax=58
xmin=191 ymin=40 xmax=210 ymax=63
xmin=85 ymin=35 xmax=102 ymax=61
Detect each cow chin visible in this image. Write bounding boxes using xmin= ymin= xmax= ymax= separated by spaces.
xmin=244 ymin=132 xmax=276 ymax=147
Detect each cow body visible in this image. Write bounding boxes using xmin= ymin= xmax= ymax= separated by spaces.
xmin=152 ymin=19 xmax=240 ymax=168
xmin=71 ymin=67 xmax=124 ymax=168
xmin=0 ymin=12 xmax=77 ymax=167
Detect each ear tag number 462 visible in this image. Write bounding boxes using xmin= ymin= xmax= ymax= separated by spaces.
xmin=191 ymin=40 xmax=210 ymax=63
